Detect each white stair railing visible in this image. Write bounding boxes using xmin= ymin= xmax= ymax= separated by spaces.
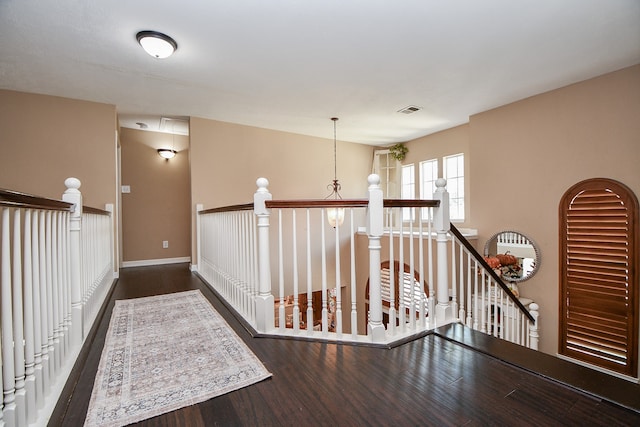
xmin=197 ymin=203 xmax=258 ymax=326
xmin=449 ymin=225 xmax=540 ymax=349
xmin=0 ymin=178 xmax=115 ymax=427
xmin=195 ymin=174 xmax=539 ymax=349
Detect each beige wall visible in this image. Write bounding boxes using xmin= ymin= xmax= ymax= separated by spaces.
xmin=120 ymin=128 xmax=191 ymax=262
xmin=0 ymin=90 xmax=117 ymax=208
xmin=403 ymin=64 xmax=640 ymax=355
xmin=190 ymin=117 xmax=375 ymax=263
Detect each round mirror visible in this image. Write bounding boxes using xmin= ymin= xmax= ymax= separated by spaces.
xmin=483 ymin=230 xmax=540 ymax=283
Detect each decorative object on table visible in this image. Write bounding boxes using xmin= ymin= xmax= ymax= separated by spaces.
xmin=84 ymin=290 xmax=271 ymax=427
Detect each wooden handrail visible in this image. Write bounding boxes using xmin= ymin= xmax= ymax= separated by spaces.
xmin=0 ymin=188 xmax=73 ymax=211
xmin=383 ymin=199 xmax=440 ymax=208
xmin=267 ymin=199 xmax=369 ymax=209
xmin=449 ymin=224 xmax=534 ymax=323
xmin=199 ymin=198 xmax=441 ymax=212
xmin=198 ymin=203 xmax=254 ymax=215
xmin=83 ymin=206 xmax=111 ymax=215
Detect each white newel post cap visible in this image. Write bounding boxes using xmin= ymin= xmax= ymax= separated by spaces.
xmin=63 ymin=177 xmax=82 ymax=216
xmin=64 ymin=177 xmax=81 ymax=193
xmin=254 ymin=177 xmax=272 ymax=216
xmin=368 ymin=173 xmax=380 ymax=187
xmin=256 ymin=177 xmax=269 ymax=193
xmin=433 ymin=178 xmax=449 ymax=232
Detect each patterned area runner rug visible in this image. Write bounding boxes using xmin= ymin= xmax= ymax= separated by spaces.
xmin=84 ymin=290 xmax=272 ymax=427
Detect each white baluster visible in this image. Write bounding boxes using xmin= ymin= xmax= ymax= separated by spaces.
xmin=60 ymin=211 xmax=69 ymax=358
xmin=243 ymin=211 xmax=250 ymax=319
xmin=480 ymin=270 xmax=487 ymax=334
xmin=349 ymin=209 xmax=357 ymax=339
xmin=45 ymin=210 xmax=56 ymax=378
xmin=12 ymin=209 xmax=27 ymax=426
xmin=22 ymin=210 xmax=36 ymax=423
xmin=306 ymin=209 xmax=314 ymax=336
xmin=31 ymin=211 xmax=44 ymax=410
xmin=277 ymin=210 xmax=285 ymax=332
xmin=529 ymin=303 xmax=540 ymax=350
xmin=408 ymin=211 xmax=415 ymax=330
xmin=387 ymin=210 xmax=396 ymax=336
xmin=450 ymin=231 xmax=458 ymax=320
xmin=2 ymin=208 xmax=17 ymax=427
xmin=367 ymin=174 xmax=385 ymax=342
xmin=291 ymin=209 xmax=300 ymax=333
xmin=333 ymin=209 xmax=342 ymax=337
xmin=418 ymin=213 xmax=425 ymax=328
xmin=472 ymin=260 xmax=479 ymax=331
xmin=398 ymin=208 xmax=406 ymax=331
xmin=250 ymin=209 xmax=258 ymax=324
xmin=0 ymin=343 xmax=4 ymax=427
xmin=39 ymin=212 xmax=51 ymax=392
xmin=320 ymin=209 xmax=328 ymax=335
xmin=465 ymin=249 xmax=472 ymax=326
xmin=427 ymin=208 xmax=434 ymax=326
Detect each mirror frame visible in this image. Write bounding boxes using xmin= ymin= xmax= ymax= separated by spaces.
xmin=483 ymin=230 xmax=541 ymax=283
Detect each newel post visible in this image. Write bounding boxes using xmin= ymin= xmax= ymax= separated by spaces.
xmin=433 ymin=178 xmax=453 ymax=325
xmin=254 ymin=177 xmax=274 ymax=333
xmin=62 ymin=177 xmax=83 ymax=347
xmin=367 ymin=174 xmax=386 ymax=342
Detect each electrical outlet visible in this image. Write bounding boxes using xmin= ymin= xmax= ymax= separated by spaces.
xmin=162 ymin=240 xmax=169 ymax=249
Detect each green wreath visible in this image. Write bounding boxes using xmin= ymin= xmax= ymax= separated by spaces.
xmin=389 ymin=143 xmax=408 ymax=161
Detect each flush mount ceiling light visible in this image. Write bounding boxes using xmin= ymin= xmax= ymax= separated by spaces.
xmin=136 ymin=30 xmax=177 ymax=59
xmin=157 ymin=148 xmax=177 ymax=159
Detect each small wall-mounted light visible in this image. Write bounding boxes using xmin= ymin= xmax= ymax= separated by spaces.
xmin=157 ymin=149 xmax=177 ymax=159
xmin=136 ymin=30 xmax=178 ymax=59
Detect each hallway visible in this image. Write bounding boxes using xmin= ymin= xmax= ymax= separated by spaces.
xmin=50 ymin=264 xmax=640 ymax=426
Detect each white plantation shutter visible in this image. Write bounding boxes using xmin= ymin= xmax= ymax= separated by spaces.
xmin=559 ymin=178 xmax=638 ymax=377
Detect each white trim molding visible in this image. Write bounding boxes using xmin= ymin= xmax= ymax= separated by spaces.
xmin=121 ymin=257 xmax=191 ymax=268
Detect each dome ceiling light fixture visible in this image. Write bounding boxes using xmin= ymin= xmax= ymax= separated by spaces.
xmin=157 ymin=148 xmax=177 ymax=159
xmin=136 ymin=30 xmax=177 ymax=59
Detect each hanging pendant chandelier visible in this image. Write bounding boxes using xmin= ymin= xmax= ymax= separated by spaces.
xmin=326 ymin=117 xmax=345 ymax=227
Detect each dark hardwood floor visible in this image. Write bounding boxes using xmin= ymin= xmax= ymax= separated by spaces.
xmin=50 ymin=263 xmax=640 ymax=426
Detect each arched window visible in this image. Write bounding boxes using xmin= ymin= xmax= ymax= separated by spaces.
xmin=559 ymin=178 xmax=639 ymax=377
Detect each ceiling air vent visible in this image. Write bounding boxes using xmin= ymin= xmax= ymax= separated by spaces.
xmin=397 ymin=105 xmax=422 ymax=114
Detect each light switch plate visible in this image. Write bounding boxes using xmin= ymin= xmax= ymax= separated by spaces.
xmin=121 ymin=185 xmax=131 ymax=193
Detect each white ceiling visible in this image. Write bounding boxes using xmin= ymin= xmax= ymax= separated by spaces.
xmin=1 ymin=1 xmax=639 ymax=144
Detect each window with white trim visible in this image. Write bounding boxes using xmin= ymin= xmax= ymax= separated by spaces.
xmin=373 ymin=149 xmax=399 ymax=198
xmin=419 ymin=159 xmax=438 ymax=220
xmin=401 ymin=164 xmax=415 ymax=220
xmin=444 ymin=153 xmax=464 ymax=222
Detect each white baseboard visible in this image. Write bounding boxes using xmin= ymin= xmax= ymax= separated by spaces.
xmin=190 ymin=263 xmax=198 ymax=272
xmin=122 ymin=257 xmax=191 ymax=268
